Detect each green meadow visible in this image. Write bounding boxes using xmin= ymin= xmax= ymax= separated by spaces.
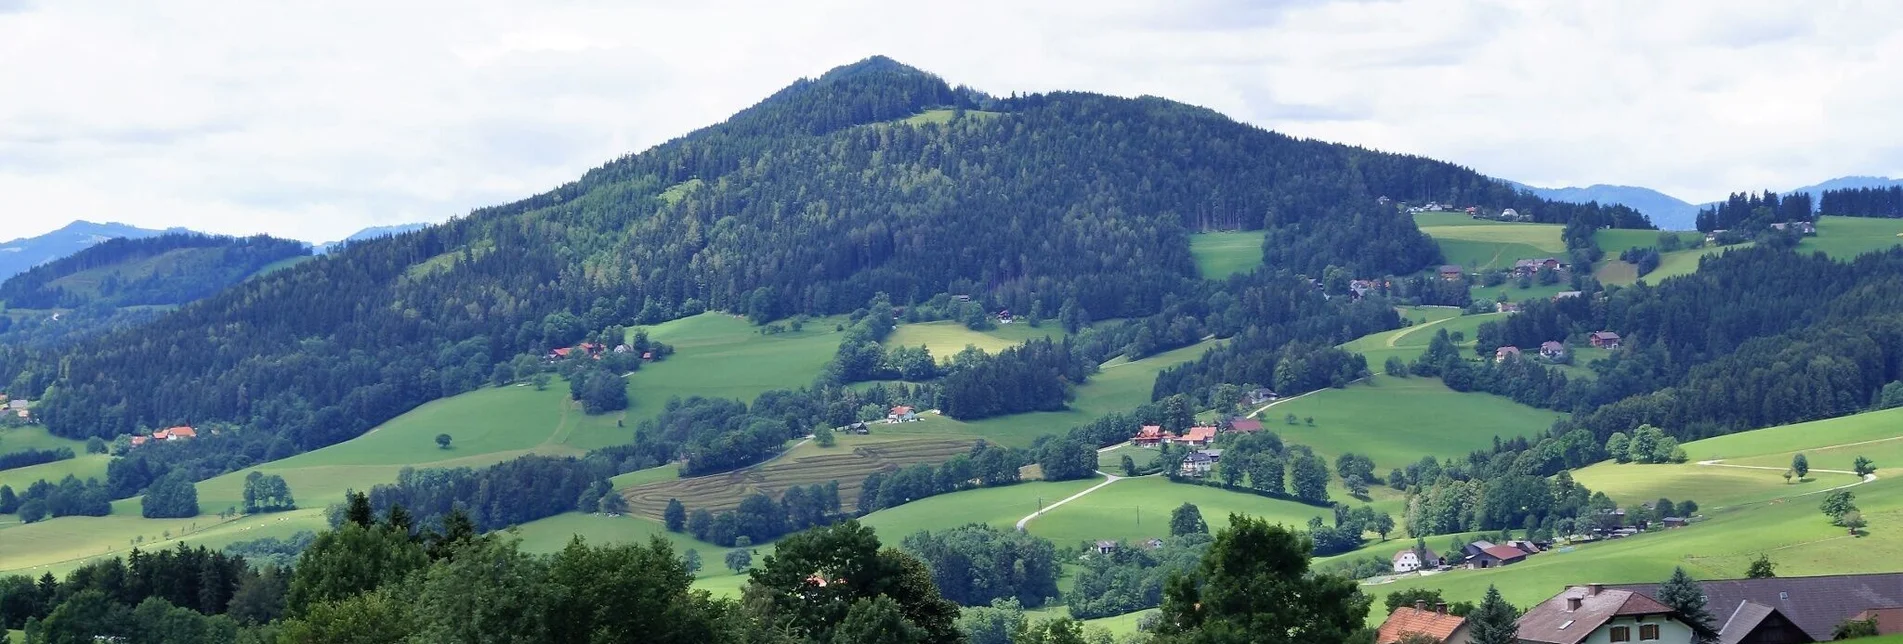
xmin=1188 ymin=231 xmax=1267 ymax=279
xmin=896 ymin=108 xmax=1003 ymax=127
xmin=1591 ymin=229 xmax=1703 ymax=253
xmin=1414 ymin=213 xmax=1565 ymax=270
xmin=1022 ymin=476 xmax=1330 ymax=547
xmin=1367 ymin=408 xmax=1903 ymax=624
xmin=1799 ymin=215 xmax=1903 ymax=259
xmin=931 ymin=339 xmax=1225 ymax=447
xmin=1254 ymin=375 xmax=1561 ymax=470
xmin=885 ymin=320 xmax=1066 ymax=356
xmin=0 ymin=425 xmax=90 ymax=454
xmin=1337 ymin=311 xmax=1508 ymax=368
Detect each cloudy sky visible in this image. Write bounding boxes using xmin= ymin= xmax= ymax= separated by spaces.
xmin=2 ymin=0 xmax=1899 ymax=241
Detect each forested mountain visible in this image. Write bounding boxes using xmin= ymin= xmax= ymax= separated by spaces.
xmin=0 ymin=233 xmax=309 ymax=309
xmin=0 ymin=220 xmax=190 ymax=281
xmin=5 ymin=56 xmax=1649 ymax=471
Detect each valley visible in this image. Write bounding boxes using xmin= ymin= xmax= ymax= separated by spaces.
xmin=5 ymin=52 xmax=1903 ymax=644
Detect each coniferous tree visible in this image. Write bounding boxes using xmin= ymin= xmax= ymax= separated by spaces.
xmin=1656 ymin=567 xmax=1716 ymax=641
xmin=1466 ymin=585 xmax=1519 ymax=644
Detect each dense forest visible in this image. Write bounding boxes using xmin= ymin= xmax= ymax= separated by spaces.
xmin=7 ymin=58 xmax=1645 ymax=440
xmin=0 ymin=233 xmax=309 ymax=309
xmin=1819 ymin=185 xmax=1903 ymax=217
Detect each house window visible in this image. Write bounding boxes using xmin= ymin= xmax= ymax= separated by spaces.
xmin=1640 ymin=624 xmax=1660 ymax=640
xmin=1610 ymin=626 xmax=1631 ymax=642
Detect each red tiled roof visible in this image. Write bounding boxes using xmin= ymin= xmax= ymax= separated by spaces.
xmin=890 ymin=406 xmax=913 ymax=415
xmin=1137 ymin=425 xmax=1165 ymax=439
xmin=1178 ymin=426 xmax=1217 ymax=443
xmin=1228 ymin=418 xmax=1263 ymax=433
xmin=167 ymin=426 xmax=197 ymax=438
xmin=1377 ymin=607 xmax=1466 ymax=644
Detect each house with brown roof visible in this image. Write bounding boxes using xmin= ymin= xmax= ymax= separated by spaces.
xmin=1225 ymin=418 xmax=1264 ymax=434
xmin=1541 ymin=341 xmax=1567 ymax=359
xmin=1469 ymin=544 xmax=1528 ymax=568
xmin=1438 ymin=265 xmax=1464 ymax=281
xmin=1495 ymin=346 xmax=1522 ymax=363
xmin=1517 ymin=585 xmax=1698 ymax=644
xmin=1133 ymin=425 xmax=1174 ymax=448
xmin=1171 ymin=426 xmax=1217 ymax=447
xmin=1377 ymin=602 xmax=1470 ymax=644
xmin=1608 ymin=572 xmax=1903 ymax=643
xmin=1589 ymin=331 xmax=1623 ymax=349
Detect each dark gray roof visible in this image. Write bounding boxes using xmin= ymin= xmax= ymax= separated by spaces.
xmin=1716 ymin=601 xmax=1775 ymax=644
xmin=1610 ymin=572 xmax=1903 ymax=641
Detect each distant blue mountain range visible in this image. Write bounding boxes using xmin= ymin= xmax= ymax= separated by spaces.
xmin=315 ymin=223 xmax=430 ymax=254
xmin=1507 ymin=176 xmax=1903 ymax=230
xmin=0 ymin=221 xmax=192 ymax=282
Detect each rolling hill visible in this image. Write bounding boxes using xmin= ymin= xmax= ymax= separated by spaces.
xmin=0 ymin=233 xmax=309 ymax=309
xmin=1509 ymin=182 xmax=1700 ymax=231
xmin=14 ymin=55 xmax=1642 ymax=462
xmin=0 ymin=220 xmax=190 ymax=281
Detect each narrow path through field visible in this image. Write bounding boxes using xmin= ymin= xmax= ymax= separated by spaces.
xmin=1694 ymin=459 xmax=1877 ymax=498
xmin=1384 ymin=316 xmax=1458 ymax=348
xmin=1243 ymin=377 xmax=1367 ymax=419
xmin=1014 ymin=473 xmax=1123 ymax=531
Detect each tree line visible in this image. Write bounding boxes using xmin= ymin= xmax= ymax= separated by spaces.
xmin=1820 ymin=185 xmax=1903 ymax=217
xmin=0 ymin=233 xmax=310 ymax=310
xmin=1695 ymin=190 xmax=1813 ymax=232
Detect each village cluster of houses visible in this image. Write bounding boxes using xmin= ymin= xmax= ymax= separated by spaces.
xmin=1393 ymin=538 xmax=1550 ymax=575
xmin=1132 ymin=402 xmax=1276 ymax=478
xmin=1376 ymin=572 xmax=1903 ymax=644
xmin=129 ymin=426 xmax=198 ymax=448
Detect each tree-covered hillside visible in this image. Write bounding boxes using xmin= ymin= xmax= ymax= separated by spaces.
xmin=10 ymin=56 xmax=1647 ymax=461
xmin=0 ymin=233 xmax=309 ymax=309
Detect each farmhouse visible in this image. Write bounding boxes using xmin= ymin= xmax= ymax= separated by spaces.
xmin=1171 ymin=426 xmax=1217 ymax=447
xmin=1540 ymin=341 xmax=1567 ymax=359
xmin=1517 ymin=585 xmax=1698 ymax=644
xmin=1134 ymin=425 xmax=1175 ymax=448
xmin=1495 ymin=301 xmax=1521 ymax=313
xmin=996 ymin=309 xmax=1014 ymax=324
xmin=1589 ymin=331 xmax=1623 ymax=349
xmin=1392 ymin=548 xmax=1440 ymax=573
xmin=1349 ymin=279 xmax=1379 ymax=298
xmin=1093 ymin=540 xmax=1119 ymax=555
xmin=1245 ymin=388 xmax=1278 ymax=405
xmin=1770 ymin=221 xmax=1817 ymax=235
xmin=1494 ymin=346 xmax=1521 ymax=363
xmin=886 ymin=406 xmax=918 ymax=423
xmin=1609 ymin=572 xmax=1903 ymax=643
xmin=1553 ymin=291 xmax=1583 ymax=301
xmin=6 ymin=399 xmax=26 ymax=411
xmin=1438 ymin=265 xmax=1464 ymax=281
xmin=1376 ymin=602 xmax=1470 ymax=644
xmin=1181 ymin=449 xmax=1223 ymax=476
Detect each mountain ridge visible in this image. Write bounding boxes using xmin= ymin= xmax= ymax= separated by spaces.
xmin=0 ymin=220 xmax=194 ymax=282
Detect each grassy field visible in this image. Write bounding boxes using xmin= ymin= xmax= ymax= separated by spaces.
xmin=0 ymin=454 xmax=110 ymax=493
xmin=1591 ymin=229 xmax=1703 ymax=254
xmin=858 ymin=478 xmax=1105 ymax=539
xmin=1367 ymin=408 xmax=1903 ymax=623
xmin=897 ymin=108 xmax=1003 ymax=126
xmin=884 ymin=320 xmax=1066 ymax=357
xmin=935 ymin=340 xmax=1224 ymax=447
xmin=1253 ymin=375 xmax=1561 ymax=471
xmin=1468 ymin=281 xmax=1571 ymax=304
xmin=1595 ymin=244 xmax=1744 ymax=286
xmin=1098 ymin=443 xmax=1159 ymax=471
xmin=1189 ymin=231 xmax=1266 ymax=279
xmin=1414 ymin=213 xmax=1566 ymax=271
xmin=0 ymin=425 xmax=89 ymax=455
xmin=620 ymin=431 xmax=980 ymax=518
xmin=0 ymin=312 xmax=851 ymax=574
xmin=1338 ymin=312 xmax=1508 ymax=368
xmin=1799 ymin=215 xmax=1903 ymax=259
xmin=1024 ymin=476 xmax=1331 ymax=547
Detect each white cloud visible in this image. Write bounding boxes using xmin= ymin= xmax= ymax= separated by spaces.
xmin=0 ymin=0 xmax=1898 ymax=241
